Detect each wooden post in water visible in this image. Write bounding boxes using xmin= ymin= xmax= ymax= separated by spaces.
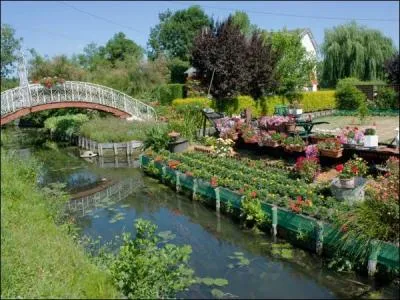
xmin=113 ymin=143 xmax=118 ymax=155
xmin=175 ymin=171 xmax=181 ymax=192
xmin=98 ymin=144 xmax=103 ymax=157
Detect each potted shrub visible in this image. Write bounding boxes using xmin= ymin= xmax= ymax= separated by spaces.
xmin=363 ymin=128 xmax=378 ymax=148
xmin=285 ymin=116 xmax=296 ymax=133
xmin=310 ymin=132 xmax=336 ymax=144
xmin=288 ymin=100 xmax=303 ymax=116
xmin=335 ymin=156 xmax=368 ymax=188
xmin=241 ymin=124 xmax=259 ymax=144
xmin=339 ymin=127 xmax=364 ymax=148
xmin=317 ymin=138 xmax=343 ymax=158
xmin=284 ymin=135 xmax=306 ymax=152
xmin=270 ymin=132 xmax=285 ymax=147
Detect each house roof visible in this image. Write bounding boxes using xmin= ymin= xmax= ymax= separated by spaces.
xmin=288 ymin=28 xmax=318 ymax=52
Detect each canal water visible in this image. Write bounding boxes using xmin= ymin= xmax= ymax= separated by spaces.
xmin=2 ymin=127 xmax=399 ymax=299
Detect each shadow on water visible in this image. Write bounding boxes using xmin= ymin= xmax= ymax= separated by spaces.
xmin=2 ymin=127 xmax=399 ymax=299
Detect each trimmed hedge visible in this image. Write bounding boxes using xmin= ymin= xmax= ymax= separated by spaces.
xmin=258 ymin=95 xmax=288 ymax=116
xmin=301 ymin=91 xmax=336 ymax=112
xmin=159 ymin=84 xmax=185 ymax=105
xmin=258 ymin=91 xmax=336 ymax=116
xmin=215 ymin=95 xmax=259 ymax=116
xmin=172 ymin=97 xmax=212 ymax=109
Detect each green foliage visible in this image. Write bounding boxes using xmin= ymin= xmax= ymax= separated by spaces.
xmin=143 ymin=126 xmax=170 ymax=152
xmin=172 ymin=97 xmax=211 ymax=109
xmin=216 ymin=95 xmax=258 ymax=116
xmin=147 ymin=5 xmax=211 ymax=61
xmin=0 ymin=77 xmax=18 ymax=92
xmin=101 ymin=32 xmax=144 ymax=65
xmin=321 ymin=21 xmax=396 ymax=86
xmin=79 ymin=117 xmax=161 ymax=142
xmin=168 ymin=58 xmax=190 ymax=83
xmin=231 ymin=11 xmax=258 ymax=37
xmin=357 ymin=99 xmax=369 ymax=123
xmin=29 ymin=49 xmax=87 ymax=81
xmin=44 ymin=114 xmax=89 ymax=137
xmin=335 ymin=78 xmax=366 ymax=110
xmin=300 ymin=91 xmax=336 ymax=112
xmin=240 ymin=197 xmax=267 ymax=228
xmin=110 ymin=219 xmax=194 ymax=298
xmin=1 ymin=152 xmax=119 ymax=298
xmin=258 ymin=95 xmax=288 ymax=115
xmin=159 ymin=83 xmax=185 ymax=105
xmin=384 ymin=53 xmax=399 ymax=84
xmin=266 ymin=29 xmax=316 ymax=95
xmin=374 ymin=86 xmax=399 ymax=110
xmin=1 ymin=24 xmax=22 ymax=77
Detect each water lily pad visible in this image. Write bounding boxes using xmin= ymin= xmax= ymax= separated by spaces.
xmin=211 ymin=288 xmax=225 ymax=299
xmin=202 ymin=277 xmax=215 ymax=286
xmin=120 ymin=204 xmax=130 ymax=208
xmin=93 ymin=215 xmax=100 ymax=218
xmin=227 ymin=263 xmax=234 ymax=269
xmin=214 ymin=278 xmax=228 ymax=287
xmin=109 ymin=219 xmax=118 ymax=224
xmin=233 ymin=251 xmax=244 ymax=256
xmin=157 ymin=230 xmax=176 ymax=241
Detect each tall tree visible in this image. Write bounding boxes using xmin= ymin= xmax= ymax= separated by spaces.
xmin=321 ymin=21 xmax=396 ymax=86
xmin=384 ymin=53 xmax=400 ymax=84
xmin=147 ymin=5 xmax=211 ymax=61
xmin=101 ymin=32 xmax=144 ymax=65
xmin=1 ymin=24 xmax=22 ymax=77
xmin=265 ymin=29 xmax=316 ymax=95
xmin=191 ymin=17 xmax=278 ymax=99
xmin=231 ymin=11 xmax=258 ymax=37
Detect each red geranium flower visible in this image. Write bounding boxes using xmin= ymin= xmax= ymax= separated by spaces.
xmin=351 ymin=166 xmax=359 ymax=175
xmin=335 ymin=164 xmax=344 ymax=172
xmin=250 ymin=191 xmax=257 ymax=198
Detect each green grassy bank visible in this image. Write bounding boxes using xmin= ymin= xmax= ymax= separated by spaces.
xmin=0 ymin=151 xmax=119 ymax=298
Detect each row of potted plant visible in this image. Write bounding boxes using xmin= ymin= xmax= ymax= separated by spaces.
xmin=144 ymin=150 xmax=350 ymax=222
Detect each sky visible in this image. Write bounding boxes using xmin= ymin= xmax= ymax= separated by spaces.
xmin=1 ymin=1 xmax=399 ymax=59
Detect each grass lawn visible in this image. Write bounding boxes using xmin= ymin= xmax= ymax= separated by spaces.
xmin=1 ymin=152 xmax=119 ymax=298
xmin=313 ymin=115 xmax=399 ymax=143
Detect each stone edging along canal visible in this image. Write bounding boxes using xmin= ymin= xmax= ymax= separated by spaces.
xmin=138 ymin=154 xmax=400 ymax=278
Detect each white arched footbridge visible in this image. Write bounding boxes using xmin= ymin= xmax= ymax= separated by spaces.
xmin=1 ymin=81 xmax=157 ymax=125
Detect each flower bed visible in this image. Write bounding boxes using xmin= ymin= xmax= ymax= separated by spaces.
xmin=140 ymin=151 xmax=400 ymax=274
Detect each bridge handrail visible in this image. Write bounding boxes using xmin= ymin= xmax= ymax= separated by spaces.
xmin=1 ymin=81 xmax=157 ymax=121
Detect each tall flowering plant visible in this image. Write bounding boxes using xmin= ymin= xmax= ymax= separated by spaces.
xmin=339 ymin=127 xmax=364 ymax=145
xmin=39 ymin=76 xmax=65 ymax=89
xmin=295 ymin=156 xmax=320 ymax=183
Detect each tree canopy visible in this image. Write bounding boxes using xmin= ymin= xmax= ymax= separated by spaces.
xmin=230 ymin=11 xmax=258 ymax=37
xmin=147 ymin=5 xmax=211 ymax=61
xmin=100 ymin=32 xmax=144 ymax=65
xmin=191 ymin=17 xmax=278 ymax=99
xmin=1 ymin=24 xmax=22 ymax=78
xmin=384 ymin=53 xmax=399 ymax=85
xmin=265 ymin=29 xmax=316 ymax=96
xmin=321 ymin=21 xmax=396 ymax=87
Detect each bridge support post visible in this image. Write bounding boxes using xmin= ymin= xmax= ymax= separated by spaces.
xmin=113 ymin=144 xmax=118 ymax=155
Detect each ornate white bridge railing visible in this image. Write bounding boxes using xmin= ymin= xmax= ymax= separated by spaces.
xmin=1 ymin=81 xmax=157 ymax=121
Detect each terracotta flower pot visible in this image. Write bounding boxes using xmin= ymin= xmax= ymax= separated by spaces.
xmin=319 ymin=148 xmax=343 ymax=158
xmin=285 ymin=123 xmax=296 ymax=132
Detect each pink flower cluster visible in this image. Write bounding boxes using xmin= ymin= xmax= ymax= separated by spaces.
xmin=259 ymin=116 xmax=290 ymax=128
xmin=305 ymin=144 xmax=319 ymax=158
xmin=339 ymin=127 xmax=364 ymax=144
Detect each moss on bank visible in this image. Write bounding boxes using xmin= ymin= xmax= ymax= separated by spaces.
xmin=0 ymin=151 xmax=119 ymax=298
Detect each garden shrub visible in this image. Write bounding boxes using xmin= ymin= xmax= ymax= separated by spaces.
xmin=301 ymin=90 xmax=336 ymax=112
xmin=44 ymin=114 xmax=89 ymax=138
xmin=258 ymin=95 xmax=288 ymax=116
xmin=168 ymin=58 xmax=190 ymax=84
xmin=171 ymin=97 xmax=211 ymax=109
xmin=375 ymin=86 xmax=399 ymax=110
xmin=159 ymin=84 xmax=185 ymax=105
xmin=215 ymin=95 xmax=258 ymax=116
xmin=335 ymin=78 xmax=366 ymax=110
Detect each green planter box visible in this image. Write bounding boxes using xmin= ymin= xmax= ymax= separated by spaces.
xmin=219 ymin=188 xmax=242 ymax=209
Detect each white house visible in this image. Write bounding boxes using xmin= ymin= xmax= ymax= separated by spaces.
xmin=291 ymin=28 xmax=319 ymax=92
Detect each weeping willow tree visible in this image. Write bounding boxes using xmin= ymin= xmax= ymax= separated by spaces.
xmin=321 ymin=22 xmax=396 ymax=87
